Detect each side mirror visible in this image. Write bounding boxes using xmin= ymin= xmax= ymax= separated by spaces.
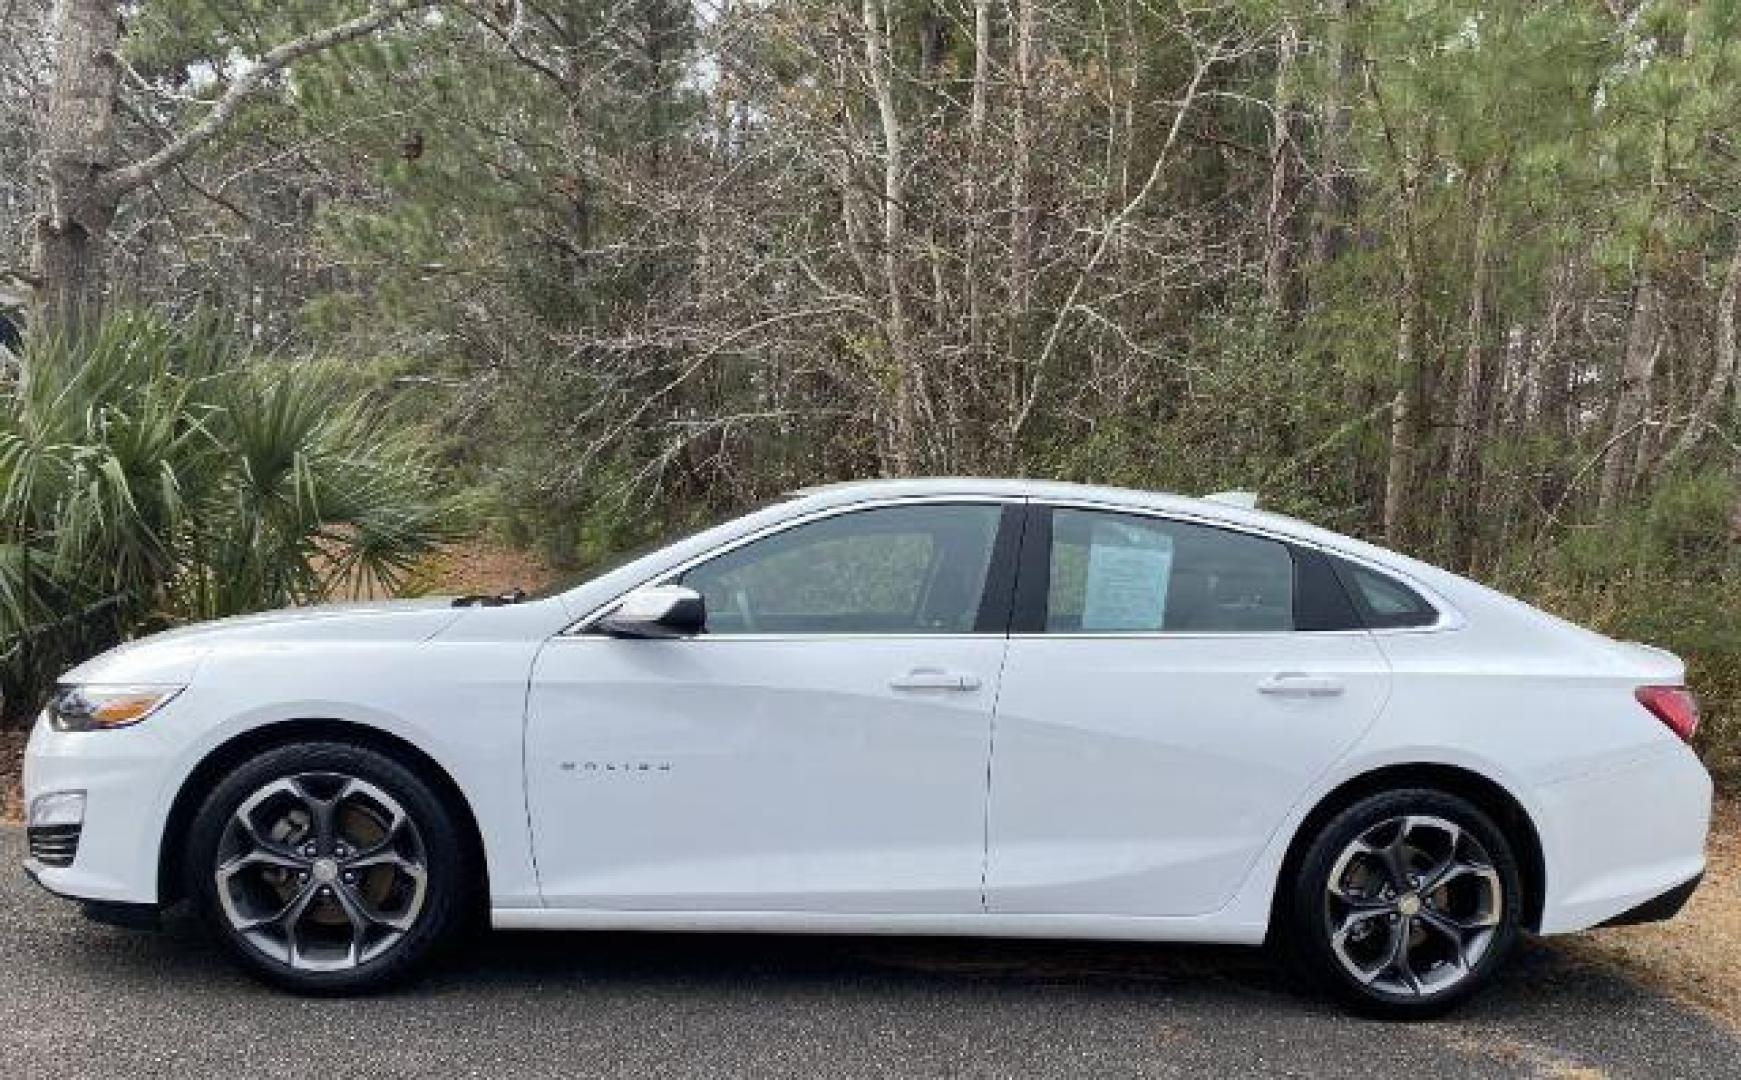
xmin=594 ymin=585 xmax=705 ymax=639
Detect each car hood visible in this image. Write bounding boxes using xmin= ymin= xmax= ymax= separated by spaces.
xmin=61 ymin=599 xmax=467 ymax=685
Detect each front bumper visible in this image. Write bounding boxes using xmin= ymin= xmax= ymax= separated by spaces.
xmin=22 ymin=860 xmax=162 ymax=928
xmin=22 ymin=715 xmax=177 ymax=906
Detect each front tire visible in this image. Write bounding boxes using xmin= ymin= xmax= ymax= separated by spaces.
xmin=184 ymin=740 xmax=470 ymax=993
xmin=1285 ymin=789 xmax=1524 ymax=1019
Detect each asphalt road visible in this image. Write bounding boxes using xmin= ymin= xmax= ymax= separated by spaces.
xmin=2 ymin=828 xmax=1735 ymax=1079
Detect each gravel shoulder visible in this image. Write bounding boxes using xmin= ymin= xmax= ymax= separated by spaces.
xmin=3 ymin=825 xmax=1737 ymax=1079
xmin=1561 ymin=796 xmax=1741 ymax=1028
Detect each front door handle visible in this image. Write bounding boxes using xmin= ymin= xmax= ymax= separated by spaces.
xmin=889 ymin=668 xmax=982 ymax=692
xmin=1257 ymin=673 xmax=1345 ymax=697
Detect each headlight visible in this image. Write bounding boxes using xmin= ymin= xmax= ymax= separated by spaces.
xmin=44 ymin=684 xmax=184 ymax=732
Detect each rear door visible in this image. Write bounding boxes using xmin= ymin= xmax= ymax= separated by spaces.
xmin=525 ymin=499 xmax=1023 ymax=913
xmin=985 ymin=504 xmax=1392 ymax=916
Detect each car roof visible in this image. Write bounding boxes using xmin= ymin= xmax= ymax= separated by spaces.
xmin=795 ymin=477 xmax=1228 ymax=510
xmin=788 ymin=477 xmax=1331 ymax=546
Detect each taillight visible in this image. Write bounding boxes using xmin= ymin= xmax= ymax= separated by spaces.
xmin=1636 ymin=686 xmax=1700 ymax=743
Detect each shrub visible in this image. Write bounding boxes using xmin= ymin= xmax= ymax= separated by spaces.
xmin=0 ymin=315 xmax=454 ymax=723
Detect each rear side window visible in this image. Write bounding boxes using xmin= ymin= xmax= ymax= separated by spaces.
xmin=1334 ymin=559 xmax=1440 ymax=629
xmin=1044 ymin=510 xmax=1295 ymax=632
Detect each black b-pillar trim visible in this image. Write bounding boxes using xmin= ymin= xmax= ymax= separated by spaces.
xmin=1007 ymin=503 xmax=1052 ymax=634
xmin=1291 ymin=545 xmax=1365 ymax=632
xmin=973 ymin=502 xmax=1030 ymax=634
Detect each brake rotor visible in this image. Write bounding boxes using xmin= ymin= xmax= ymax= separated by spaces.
xmin=258 ymin=802 xmax=395 ymax=926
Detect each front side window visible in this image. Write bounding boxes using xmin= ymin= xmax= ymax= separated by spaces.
xmin=1045 ymin=509 xmax=1295 ymax=632
xmin=679 ymin=503 xmax=1004 ymax=634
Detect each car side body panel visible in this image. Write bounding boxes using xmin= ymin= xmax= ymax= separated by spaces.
xmin=27 ymin=601 xmax=568 ymax=908
xmin=985 ymin=630 xmax=1393 ymax=917
xmin=21 ymin=478 xmax=1712 ymax=950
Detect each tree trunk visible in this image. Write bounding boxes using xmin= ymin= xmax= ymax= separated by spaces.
xmin=965 ymin=0 xmax=992 ymax=352
xmin=959 ymin=0 xmax=993 ymax=465
xmin=1666 ymin=231 xmax=1741 ymax=462
xmin=1309 ymin=1 xmax=1357 ymax=278
xmin=30 ymin=0 xmax=431 ymax=343
xmin=1006 ymin=0 xmax=1037 ymax=451
xmin=32 ymin=0 xmax=123 ymax=338
xmin=1439 ymin=164 xmax=1500 ymax=567
xmin=1262 ymin=19 xmax=1299 ymax=317
xmin=917 ymin=2 xmax=946 ymax=75
xmin=1730 ymin=453 xmax=1741 ymax=543
xmin=1598 ymin=275 xmax=1659 ymax=513
xmin=1529 ymin=258 xmax=1574 ymax=437
xmin=863 ymin=0 xmax=918 ymax=473
xmin=1382 ymin=232 xmax=1424 ymax=548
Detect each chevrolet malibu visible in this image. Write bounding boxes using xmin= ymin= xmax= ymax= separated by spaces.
xmin=23 ymin=479 xmax=1710 ymax=1017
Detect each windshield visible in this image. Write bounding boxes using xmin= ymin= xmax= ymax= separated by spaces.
xmin=524 ymin=495 xmax=798 ymax=601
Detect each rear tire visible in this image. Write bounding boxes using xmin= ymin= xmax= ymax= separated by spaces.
xmin=1284 ymin=788 xmax=1524 ymax=1020
xmin=184 ymin=740 xmax=471 ymax=994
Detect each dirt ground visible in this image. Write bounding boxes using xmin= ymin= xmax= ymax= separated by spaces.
xmin=1561 ymin=796 xmax=1741 ymax=1028
xmin=325 ymin=537 xmax=565 ymax=602
xmin=1 ymin=729 xmax=22 ymax=823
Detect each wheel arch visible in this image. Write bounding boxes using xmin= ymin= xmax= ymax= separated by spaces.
xmin=157 ymin=717 xmax=490 ymax=910
xmin=1269 ymin=762 xmax=1547 ymax=936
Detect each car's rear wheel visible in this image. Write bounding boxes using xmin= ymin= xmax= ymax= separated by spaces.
xmin=184 ymin=740 xmax=469 ymax=993
xmin=1286 ymin=789 xmax=1524 ymax=1019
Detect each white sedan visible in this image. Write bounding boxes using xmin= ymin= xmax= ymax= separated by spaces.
xmin=22 ymin=479 xmax=1710 ymax=1017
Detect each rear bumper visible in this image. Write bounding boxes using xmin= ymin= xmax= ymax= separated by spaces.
xmin=1534 ymin=740 xmax=1712 ymax=934
xmin=1598 ymin=871 xmax=1702 ymax=928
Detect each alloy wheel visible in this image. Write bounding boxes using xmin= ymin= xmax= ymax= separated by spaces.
xmin=1322 ymin=814 xmax=1503 ymax=997
xmin=214 ymin=772 xmax=428 ymax=971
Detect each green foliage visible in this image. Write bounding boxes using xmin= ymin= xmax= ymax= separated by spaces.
xmin=0 ymin=314 xmax=454 ymax=721
xmin=1545 ymin=469 xmax=1738 ymax=583
xmin=1528 ymin=573 xmax=1741 ymax=789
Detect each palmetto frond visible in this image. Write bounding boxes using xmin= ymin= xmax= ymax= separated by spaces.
xmin=0 ymin=315 xmax=453 ymax=719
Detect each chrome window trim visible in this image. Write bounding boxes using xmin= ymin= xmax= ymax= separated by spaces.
xmin=1007 ymin=629 xmax=1378 ymax=641
xmin=555 ymin=632 xmax=1001 ymax=644
xmin=561 ymin=494 xmax=1023 ymax=637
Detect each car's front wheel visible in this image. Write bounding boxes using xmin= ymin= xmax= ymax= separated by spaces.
xmin=184 ymin=740 xmax=470 ymax=993
xmin=1286 ymin=789 xmax=1524 ymax=1019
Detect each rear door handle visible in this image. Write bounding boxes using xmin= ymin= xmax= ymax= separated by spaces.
xmin=889 ymin=668 xmax=982 ymax=692
xmin=1257 ymin=673 xmax=1345 ymax=697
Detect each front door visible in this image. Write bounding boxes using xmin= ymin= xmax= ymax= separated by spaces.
xmin=525 ymin=500 xmax=1020 ymax=913
xmin=986 ymin=505 xmax=1392 ymax=917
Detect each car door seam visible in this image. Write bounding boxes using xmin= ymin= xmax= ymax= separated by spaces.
xmin=520 ymin=637 xmax=553 ymax=908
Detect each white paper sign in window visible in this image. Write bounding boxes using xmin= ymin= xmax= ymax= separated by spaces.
xmin=1080 ymin=521 xmax=1173 ymax=631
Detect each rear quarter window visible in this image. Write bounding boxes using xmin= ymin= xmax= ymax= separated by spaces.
xmin=1333 ymin=559 xmax=1440 ymax=629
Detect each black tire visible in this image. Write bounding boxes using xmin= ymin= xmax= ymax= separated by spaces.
xmin=183 ymin=740 xmax=472 ymax=994
xmin=1284 ymin=788 xmax=1524 ymax=1020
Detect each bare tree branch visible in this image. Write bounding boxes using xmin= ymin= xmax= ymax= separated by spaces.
xmin=100 ymin=0 xmax=436 ymax=199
